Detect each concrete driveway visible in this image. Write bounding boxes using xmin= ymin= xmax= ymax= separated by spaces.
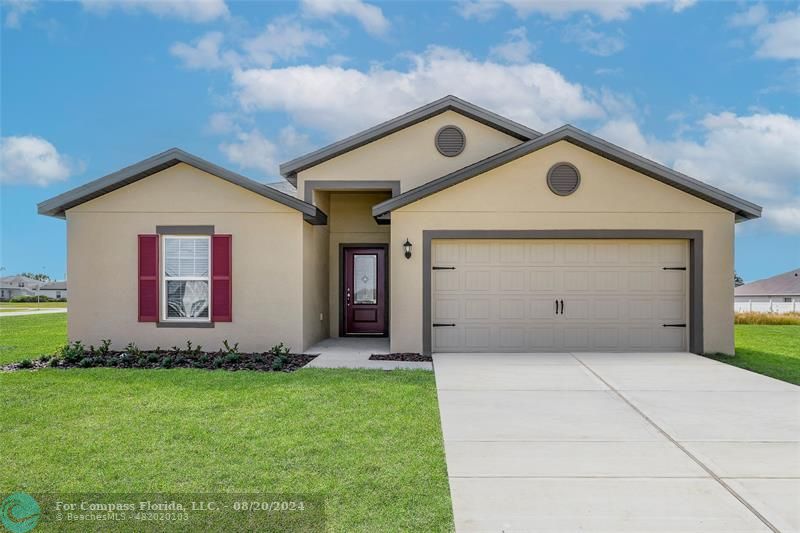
xmin=433 ymin=352 xmax=800 ymax=532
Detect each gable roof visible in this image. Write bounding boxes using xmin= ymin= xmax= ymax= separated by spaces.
xmin=735 ymin=269 xmax=800 ymax=296
xmin=38 ymin=148 xmax=327 ymax=225
xmin=279 ymin=95 xmax=541 ymax=185
xmin=372 ymin=124 xmax=762 ymax=221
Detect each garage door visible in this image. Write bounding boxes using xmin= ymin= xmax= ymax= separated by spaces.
xmin=432 ymin=239 xmax=688 ymax=352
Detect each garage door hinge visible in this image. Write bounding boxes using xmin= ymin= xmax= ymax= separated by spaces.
xmin=662 ymin=323 xmax=687 ymax=327
xmin=433 ymin=323 xmax=456 ymax=327
xmin=662 ymin=267 xmax=687 ymax=270
xmin=432 ymin=266 xmax=456 ymax=270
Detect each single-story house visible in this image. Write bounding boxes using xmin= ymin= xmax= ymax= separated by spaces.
xmin=38 ymin=96 xmax=761 ymax=355
xmin=0 ymin=275 xmax=43 ymax=301
xmin=735 ymin=269 xmax=800 ymax=313
xmin=38 ymin=281 xmax=68 ymax=300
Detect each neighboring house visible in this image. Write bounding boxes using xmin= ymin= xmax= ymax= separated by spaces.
xmin=38 ymin=96 xmax=761 ymax=355
xmin=38 ymin=281 xmax=68 ymax=300
xmin=0 ymin=275 xmax=44 ymax=301
xmin=735 ymin=269 xmax=800 ymax=314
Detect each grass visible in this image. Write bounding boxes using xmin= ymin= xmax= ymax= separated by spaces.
xmin=0 ymin=368 xmax=453 ymax=531
xmin=0 ymin=301 xmax=68 ymax=309
xmin=705 ymin=325 xmax=800 ymax=385
xmin=0 ymin=313 xmax=68 ymax=364
xmin=735 ymin=311 xmax=800 ymax=325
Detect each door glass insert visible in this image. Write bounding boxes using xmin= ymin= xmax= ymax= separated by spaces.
xmin=353 ymin=254 xmax=377 ymax=304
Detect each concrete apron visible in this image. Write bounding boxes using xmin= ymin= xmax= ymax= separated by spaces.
xmin=305 ymin=337 xmax=432 ymax=370
xmin=433 ymin=352 xmax=800 ymax=532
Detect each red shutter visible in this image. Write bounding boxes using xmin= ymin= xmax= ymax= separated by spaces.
xmin=212 ymin=234 xmax=232 ymax=322
xmin=138 ymin=234 xmax=159 ymax=322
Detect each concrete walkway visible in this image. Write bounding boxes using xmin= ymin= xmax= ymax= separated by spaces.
xmin=434 ymin=352 xmax=800 ymax=532
xmin=305 ymin=337 xmax=432 ymax=370
xmin=0 ymin=308 xmax=68 ymax=317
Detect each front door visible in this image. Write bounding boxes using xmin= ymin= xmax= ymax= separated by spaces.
xmin=343 ymin=247 xmax=387 ymax=335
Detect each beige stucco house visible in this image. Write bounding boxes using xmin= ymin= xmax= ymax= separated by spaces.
xmin=39 ymin=96 xmax=761 ymax=355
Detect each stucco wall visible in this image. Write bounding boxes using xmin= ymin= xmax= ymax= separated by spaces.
xmin=327 ymin=191 xmax=391 ymax=335
xmin=66 ymin=163 xmax=306 ymax=352
xmin=389 ymin=141 xmax=736 ymax=355
xmin=297 ymin=110 xmax=522 ymax=195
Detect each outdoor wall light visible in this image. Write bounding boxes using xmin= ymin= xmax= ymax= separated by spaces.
xmin=403 ymin=239 xmax=413 ymax=259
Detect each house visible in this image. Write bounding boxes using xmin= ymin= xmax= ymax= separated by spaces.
xmin=734 ymin=269 xmax=800 ymax=314
xmin=38 ymin=96 xmax=761 ymax=355
xmin=0 ymin=275 xmax=43 ymax=301
xmin=38 ymin=281 xmax=68 ymax=300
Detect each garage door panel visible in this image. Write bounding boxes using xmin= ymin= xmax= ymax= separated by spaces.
xmin=432 ymin=239 xmax=688 ymax=352
xmin=531 ymin=270 xmax=557 ymax=291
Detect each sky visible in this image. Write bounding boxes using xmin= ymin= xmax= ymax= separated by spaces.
xmin=1 ymin=0 xmax=798 ymax=283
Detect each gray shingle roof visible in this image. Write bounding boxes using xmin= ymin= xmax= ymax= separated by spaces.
xmin=735 ymin=269 xmax=800 ymax=296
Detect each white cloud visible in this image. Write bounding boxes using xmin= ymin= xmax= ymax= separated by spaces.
xmin=596 ymin=112 xmax=800 ymax=233
xmin=219 ymin=129 xmax=279 ymax=175
xmin=217 ymin=125 xmax=312 ymax=175
xmin=489 ymin=27 xmax=535 ymax=64
xmin=0 ymin=136 xmax=77 ymax=186
xmin=728 ymin=4 xmax=768 ymax=27
xmin=563 ymin=18 xmax=625 ymax=56
xmin=753 ymin=12 xmax=800 ymax=60
xmin=3 ymin=0 xmax=37 ymax=28
xmin=243 ymin=18 xmax=328 ymax=68
xmin=170 ymin=32 xmax=240 ymax=70
xmin=206 ymin=112 xmax=240 ymax=134
xmin=729 ymin=6 xmax=800 ymax=60
xmin=81 ymin=0 xmax=228 ymax=23
xmin=300 ymin=0 xmax=389 ymax=35
xmin=232 ymin=46 xmax=605 ymax=137
xmin=457 ymin=0 xmax=694 ymax=22
xmin=171 ymin=20 xmax=327 ymax=70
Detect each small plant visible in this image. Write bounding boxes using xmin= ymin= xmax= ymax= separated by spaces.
xmin=161 ymin=357 xmax=173 ymax=369
xmin=269 ymin=342 xmax=291 ymax=357
xmin=18 ymin=359 xmax=33 ymax=369
xmin=212 ymin=356 xmax=224 ymax=369
xmin=49 ymin=357 xmax=60 ymax=367
xmin=98 ymin=339 xmax=112 ymax=356
xmin=223 ymin=352 xmax=240 ymax=365
xmin=223 ymin=340 xmax=239 ymax=354
xmin=269 ymin=342 xmax=291 ymax=371
xmin=125 ymin=342 xmax=142 ymax=358
xmin=78 ymin=357 xmax=95 ymax=368
xmin=59 ymin=340 xmax=85 ymax=364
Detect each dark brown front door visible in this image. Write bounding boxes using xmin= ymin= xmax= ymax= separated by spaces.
xmin=343 ymin=247 xmax=387 ymax=335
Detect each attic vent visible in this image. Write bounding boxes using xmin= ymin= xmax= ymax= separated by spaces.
xmin=547 ymin=163 xmax=581 ymax=196
xmin=435 ymin=126 xmax=466 ymax=157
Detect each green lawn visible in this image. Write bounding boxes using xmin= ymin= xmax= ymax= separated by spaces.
xmin=0 ymin=368 xmax=453 ymax=531
xmin=0 ymin=301 xmax=68 ymax=309
xmin=0 ymin=313 xmax=68 ymax=364
xmin=705 ymin=325 xmax=800 ymax=385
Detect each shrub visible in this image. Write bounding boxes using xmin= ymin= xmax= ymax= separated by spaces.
xmin=269 ymin=342 xmax=291 ymax=357
xmin=161 ymin=357 xmax=173 ymax=369
xmin=735 ymin=312 xmax=800 ymax=326
xmin=18 ymin=359 xmax=33 ymax=369
xmin=58 ymin=341 xmax=85 ymax=364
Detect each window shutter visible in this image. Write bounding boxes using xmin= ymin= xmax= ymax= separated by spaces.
xmin=138 ymin=234 xmax=159 ymax=322
xmin=211 ymin=234 xmax=232 ymax=322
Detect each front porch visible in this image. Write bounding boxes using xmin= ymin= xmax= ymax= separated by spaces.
xmin=305 ymin=337 xmax=432 ymax=370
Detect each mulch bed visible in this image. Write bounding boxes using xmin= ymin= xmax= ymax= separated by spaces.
xmin=369 ymin=353 xmax=432 ymax=362
xmin=2 ymin=347 xmax=317 ymax=373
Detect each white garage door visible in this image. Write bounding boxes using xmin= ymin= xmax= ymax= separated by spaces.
xmin=432 ymin=239 xmax=688 ymax=352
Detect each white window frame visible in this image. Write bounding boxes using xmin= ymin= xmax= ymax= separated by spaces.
xmin=161 ymin=235 xmax=211 ymax=323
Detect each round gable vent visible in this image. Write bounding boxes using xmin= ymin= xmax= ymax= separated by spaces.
xmin=547 ymin=163 xmax=581 ymax=196
xmin=435 ymin=125 xmax=466 ymax=157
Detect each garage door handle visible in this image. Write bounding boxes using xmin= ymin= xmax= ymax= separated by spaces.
xmin=560 ymin=299 xmax=564 ymax=315
xmin=432 ymin=266 xmax=456 ymax=270
xmin=662 ymin=267 xmax=687 ymax=270
xmin=433 ymin=323 xmax=456 ymax=327
xmin=555 ymin=299 xmax=559 ymax=315
xmin=662 ymin=323 xmax=687 ymax=327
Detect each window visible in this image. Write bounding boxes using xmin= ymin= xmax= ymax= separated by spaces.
xmin=56 ymin=292 xmax=61 ymax=299
xmin=353 ymin=254 xmax=377 ymax=304
xmin=162 ymin=235 xmax=210 ymax=321
xmin=785 ymin=297 xmax=794 ymax=303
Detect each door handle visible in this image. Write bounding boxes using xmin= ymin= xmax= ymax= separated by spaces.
xmin=555 ymin=299 xmax=558 ymax=315
xmin=560 ymin=299 xmax=564 ymax=315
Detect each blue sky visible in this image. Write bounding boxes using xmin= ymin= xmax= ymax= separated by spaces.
xmin=1 ymin=0 xmax=798 ymax=282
